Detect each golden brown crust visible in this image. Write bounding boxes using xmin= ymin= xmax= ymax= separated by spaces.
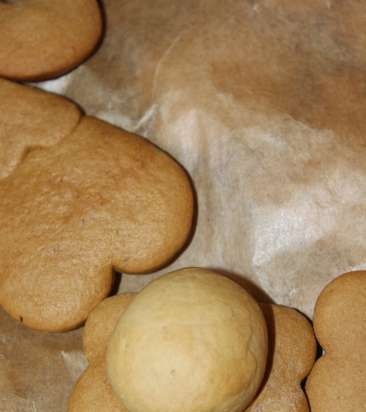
xmin=306 ymin=271 xmax=366 ymax=412
xmin=0 ymin=95 xmax=193 ymax=332
xmin=0 ymin=0 xmax=102 ymax=81
xmin=69 ymin=294 xmax=135 ymax=412
xmin=247 ymin=304 xmax=316 ymax=412
xmin=0 ymin=78 xmax=81 ymax=179
xmin=83 ymin=293 xmax=136 ymax=364
xmin=69 ymin=363 xmax=127 ymax=412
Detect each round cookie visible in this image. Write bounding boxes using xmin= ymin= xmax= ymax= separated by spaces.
xmin=0 ymin=114 xmax=194 ymax=332
xmin=306 ymin=271 xmax=366 ymax=412
xmin=0 ymin=0 xmax=102 ymax=80
xmin=247 ymin=304 xmax=316 ymax=412
xmin=0 ymin=78 xmax=81 ymax=180
xmin=107 ymin=268 xmax=268 ymax=412
xmin=83 ymin=293 xmax=136 ymax=364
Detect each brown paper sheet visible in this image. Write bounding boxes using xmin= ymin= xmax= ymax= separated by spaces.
xmin=2 ymin=0 xmax=366 ymax=410
xmin=46 ymin=0 xmax=366 ymax=315
xmin=0 ymin=307 xmax=86 ymax=411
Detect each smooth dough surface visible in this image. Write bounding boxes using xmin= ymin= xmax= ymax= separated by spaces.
xmin=107 ymin=268 xmax=268 ymax=412
xmin=0 ymin=0 xmax=102 ymax=80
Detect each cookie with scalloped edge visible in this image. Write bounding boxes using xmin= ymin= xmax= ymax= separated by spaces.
xmin=0 ymin=115 xmax=194 ymax=332
xmin=247 ymin=304 xmax=316 ymax=412
xmin=69 ymin=362 xmax=127 ymax=412
xmin=69 ymin=294 xmax=134 ymax=412
xmin=306 ymin=271 xmax=366 ymax=412
xmin=68 ymin=295 xmax=316 ymax=412
xmin=0 ymin=78 xmax=81 ymax=180
xmin=83 ymin=293 xmax=137 ymax=364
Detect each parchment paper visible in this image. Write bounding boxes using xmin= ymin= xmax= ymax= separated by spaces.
xmin=0 ymin=307 xmax=86 ymax=411
xmin=2 ymin=0 xmax=366 ymax=411
xmin=45 ymin=0 xmax=366 ymax=315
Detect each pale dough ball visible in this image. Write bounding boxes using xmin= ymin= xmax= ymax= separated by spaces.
xmin=107 ymin=268 xmax=268 ymax=412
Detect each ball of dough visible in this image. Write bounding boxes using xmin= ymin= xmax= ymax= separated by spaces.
xmin=106 ymin=268 xmax=268 ymax=412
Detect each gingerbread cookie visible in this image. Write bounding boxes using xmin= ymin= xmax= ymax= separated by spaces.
xmin=69 ymin=362 xmax=126 ymax=412
xmin=0 ymin=84 xmax=194 ymax=332
xmin=306 ymin=271 xmax=366 ymax=412
xmin=0 ymin=78 xmax=81 ymax=179
xmin=247 ymin=304 xmax=316 ymax=412
xmin=0 ymin=0 xmax=102 ymax=80
xmin=69 ymin=289 xmax=316 ymax=412
xmin=69 ymin=294 xmax=134 ymax=412
xmin=83 ymin=293 xmax=136 ymax=364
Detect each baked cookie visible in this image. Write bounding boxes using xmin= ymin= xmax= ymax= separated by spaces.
xmin=69 ymin=294 xmax=134 ymax=412
xmin=69 ymin=292 xmax=316 ymax=412
xmin=83 ymin=293 xmax=136 ymax=364
xmin=247 ymin=304 xmax=316 ymax=412
xmin=0 ymin=78 xmax=81 ymax=179
xmin=69 ymin=362 xmax=127 ymax=412
xmin=0 ymin=0 xmax=102 ymax=80
xmin=306 ymin=271 xmax=366 ymax=412
xmin=0 ymin=84 xmax=194 ymax=332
